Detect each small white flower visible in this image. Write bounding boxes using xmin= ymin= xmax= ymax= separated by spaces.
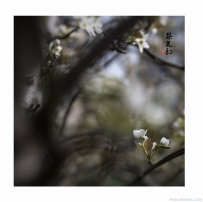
xmin=92 ymin=19 xmax=103 ymax=34
xmin=54 ymin=52 xmax=60 ymax=58
xmin=49 ymin=39 xmax=61 ymax=50
xmin=152 ymin=27 xmax=158 ymax=34
xmin=79 ymin=17 xmax=103 ymax=37
xmin=152 ymin=142 xmax=157 ymax=150
xmin=160 ymin=137 xmax=170 ymax=146
xmin=159 ymin=16 xmax=168 ymax=26
xmin=50 ymin=45 xmax=63 ymax=57
xmin=133 ymin=129 xmax=147 ymax=138
xmin=54 ymin=39 xmax=60 ymax=46
xmin=55 ymin=46 xmax=63 ymax=52
xmin=135 ymin=34 xmax=150 ymax=53
xmin=131 ymin=31 xmax=150 ymax=53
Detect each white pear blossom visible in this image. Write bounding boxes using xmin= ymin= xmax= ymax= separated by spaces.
xmin=92 ymin=20 xmax=103 ymax=34
xmin=159 ymin=16 xmax=168 ymax=26
xmin=49 ymin=39 xmax=61 ymax=50
xmin=133 ymin=129 xmax=147 ymax=138
xmin=133 ymin=128 xmax=170 ymax=164
xmin=79 ymin=17 xmax=103 ymax=37
xmin=133 ymin=33 xmax=150 ymax=53
xmin=160 ymin=137 xmax=170 ymax=146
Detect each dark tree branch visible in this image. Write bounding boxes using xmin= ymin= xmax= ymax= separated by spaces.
xmin=103 ymin=31 xmax=127 ymax=54
xmin=40 ymin=54 xmax=57 ymax=77
xmin=144 ymin=48 xmax=185 ymax=71
xmin=45 ymin=17 xmax=141 ymax=114
xmin=129 ymin=147 xmax=185 ymax=186
xmin=26 ymin=103 xmax=40 ymax=114
xmin=30 ymin=17 xmax=142 ymax=186
xmin=48 ymin=28 xmax=78 ymax=43
xmin=58 ymin=90 xmax=80 ymax=137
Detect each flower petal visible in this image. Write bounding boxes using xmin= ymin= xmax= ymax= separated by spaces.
xmin=143 ymin=34 xmax=148 ymax=40
xmin=138 ymin=43 xmax=144 ymax=53
xmin=143 ymin=42 xmax=149 ymax=49
xmin=152 ymin=142 xmax=157 ymax=150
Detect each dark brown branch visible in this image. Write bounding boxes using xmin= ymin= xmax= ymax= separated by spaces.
xmin=48 ymin=28 xmax=78 ymax=43
xmin=45 ymin=17 xmax=140 ymax=114
xmin=31 ymin=17 xmax=142 ymax=186
xmin=58 ymin=90 xmax=80 ymax=137
xmin=103 ymin=31 xmax=127 ymax=54
xmin=40 ymin=54 xmax=57 ymax=77
xmin=129 ymin=147 xmax=185 ymax=186
xmin=144 ymin=48 xmax=185 ymax=71
xmin=26 ymin=103 xmax=40 ymax=113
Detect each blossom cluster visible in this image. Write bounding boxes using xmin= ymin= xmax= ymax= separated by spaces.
xmin=133 ymin=129 xmax=170 ymax=163
xmin=79 ymin=17 xmax=103 ymax=37
xmin=41 ymin=39 xmax=63 ymax=76
xmin=49 ymin=39 xmax=63 ymax=58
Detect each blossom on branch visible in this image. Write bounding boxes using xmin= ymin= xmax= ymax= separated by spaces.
xmin=79 ymin=17 xmax=103 ymax=37
xmin=49 ymin=39 xmax=63 ymax=58
xmin=125 ymin=30 xmax=150 ymax=53
xmin=160 ymin=137 xmax=170 ymax=146
xmin=133 ymin=129 xmax=147 ymax=139
xmin=133 ymin=33 xmax=150 ymax=53
xmin=133 ymin=128 xmax=170 ymax=164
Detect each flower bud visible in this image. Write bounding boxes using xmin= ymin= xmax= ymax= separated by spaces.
xmin=55 ymin=46 xmax=63 ymax=52
xmin=160 ymin=137 xmax=170 ymax=146
xmin=54 ymin=39 xmax=60 ymax=46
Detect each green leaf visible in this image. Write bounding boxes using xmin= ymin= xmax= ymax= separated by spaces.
xmin=156 ymin=144 xmax=170 ymax=149
xmin=135 ymin=141 xmax=145 ymax=152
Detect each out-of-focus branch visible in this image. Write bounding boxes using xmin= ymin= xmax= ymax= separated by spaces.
xmin=162 ymin=166 xmax=184 ymax=186
xmin=129 ymin=147 xmax=185 ymax=186
xmin=45 ymin=17 xmax=141 ymax=114
xmin=30 ymin=17 xmax=142 ymax=186
xmin=40 ymin=54 xmax=57 ymax=77
xmin=103 ymin=31 xmax=127 ymax=54
xmin=58 ymin=90 xmax=80 ymax=137
xmin=144 ymin=48 xmax=185 ymax=71
xmin=48 ymin=28 xmax=78 ymax=43
xmin=26 ymin=103 xmax=40 ymax=114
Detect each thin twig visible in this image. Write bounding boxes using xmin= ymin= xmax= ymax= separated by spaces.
xmin=144 ymin=48 xmax=185 ymax=71
xmin=129 ymin=147 xmax=185 ymax=186
xmin=48 ymin=28 xmax=78 ymax=43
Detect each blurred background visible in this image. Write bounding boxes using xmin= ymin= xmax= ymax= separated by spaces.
xmin=14 ymin=16 xmax=184 ymax=186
